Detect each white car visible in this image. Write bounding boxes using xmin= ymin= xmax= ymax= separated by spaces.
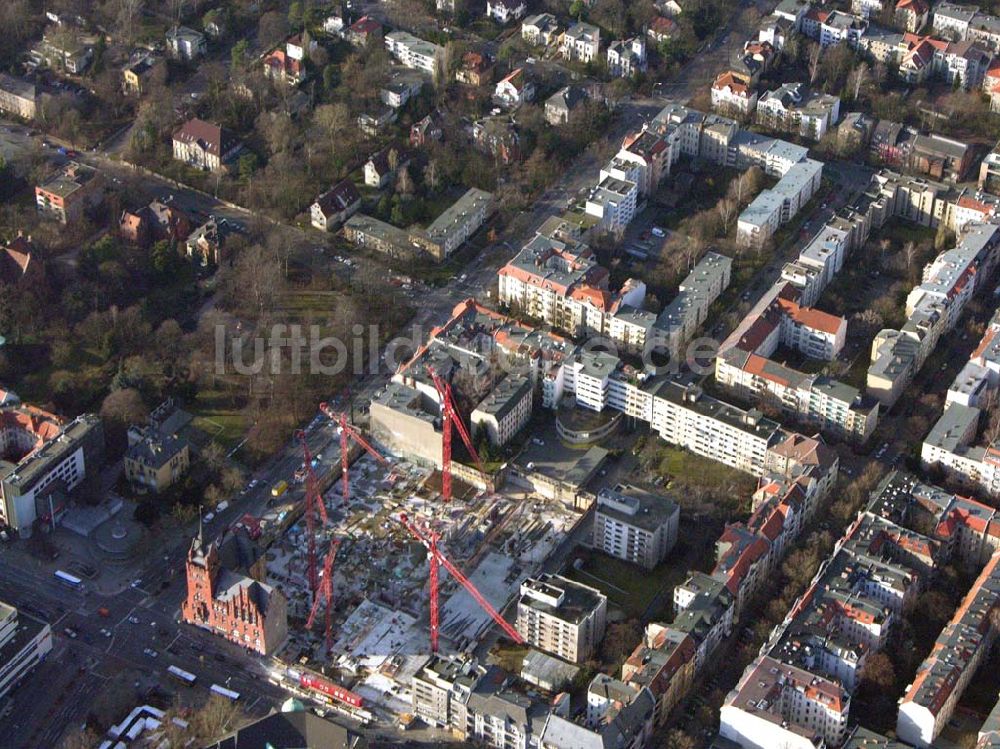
xmin=651 ymin=227 xmax=665 ymax=238
xmin=128 ymin=616 xmax=140 ymax=624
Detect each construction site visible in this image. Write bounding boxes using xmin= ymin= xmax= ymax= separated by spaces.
xmin=259 ymin=402 xmax=581 ymax=722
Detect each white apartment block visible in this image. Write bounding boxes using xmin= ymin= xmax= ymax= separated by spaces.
xmin=721 ymin=656 xmax=851 ymax=749
xmin=0 ymin=601 xmax=52 ymax=701
xmin=384 ymin=31 xmax=443 ymax=74
xmin=607 ymin=37 xmax=647 ymax=78
xmin=486 ymin=0 xmax=526 ymax=25
xmin=521 ymin=13 xmax=560 ymax=46
xmin=593 ymin=484 xmax=679 ymax=570
xmin=561 ymin=23 xmax=601 ymax=63
xmin=515 ymin=575 xmax=607 ymax=663
xmin=711 ymin=72 xmax=758 ymax=116
xmin=585 ymin=176 xmax=638 ymax=233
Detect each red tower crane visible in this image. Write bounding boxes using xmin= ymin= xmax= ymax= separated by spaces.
xmin=428 ymin=370 xmax=487 ymax=502
xmin=319 ymin=403 xmax=390 ymax=504
xmin=397 ymin=512 xmax=524 ymax=653
xmin=297 ymin=429 xmax=329 ymax=594
xmin=306 ymin=537 xmax=340 ymax=651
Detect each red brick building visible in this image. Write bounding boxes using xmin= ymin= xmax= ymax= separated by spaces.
xmin=181 ymin=531 xmax=287 ymax=655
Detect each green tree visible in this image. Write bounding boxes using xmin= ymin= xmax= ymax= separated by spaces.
xmin=231 ymin=40 xmax=249 ymax=71
xmin=288 ymin=1 xmax=303 ymax=30
xmin=238 ymin=152 xmax=259 ymax=182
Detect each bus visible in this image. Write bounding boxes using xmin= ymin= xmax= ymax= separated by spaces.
xmin=210 ymin=684 xmax=240 ymax=701
xmin=54 ymin=570 xmax=83 ymax=590
xmin=271 ymin=480 xmax=289 ymax=498
xmin=167 ymin=665 xmax=197 ymax=685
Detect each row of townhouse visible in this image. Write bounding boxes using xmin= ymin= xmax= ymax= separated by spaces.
xmin=933 ymin=1 xmax=1000 ymax=50
xmin=921 ymin=308 xmax=1000 ymax=498
xmin=520 ymin=15 xmax=648 ymax=78
xmin=497 ymin=212 xmax=731 ymax=359
xmin=411 ymin=653 xmax=656 ymax=749
xmin=620 ymin=433 xmax=838 ymax=730
xmin=868 ymin=220 xmax=1000 ymax=407
xmin=851 ymin=0 xmax=930 ymax=32
xmin=719 ymin=465 xmax=1000 ymax=749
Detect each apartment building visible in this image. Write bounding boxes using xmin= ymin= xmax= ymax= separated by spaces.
xmin=0 ymin=74 xmax=37 ymax=120
xmin=310 ymin=179 xmax=361 ymax=231
xmin=584 ymin=176 xmax=638 ymax=233
xmin=515 ymin=575 xmax=607 ymax=663
xmin=411 ymin=187 xmax=494 ymax=260
xmin=606 ymin=37 xmax=647 ymax=78
xmin=35 ymin=161 xmax=103 ymax=224
xmin=0 ymin=601 xmax=52 ymax=701
xmin=621 ymin=624 xmax=697 ymax=726
xmin=124 ymin=427 xmax=190 ymax=493
xmin=716 ymin=282 xmax=875 ymax=444
xmin=486 ymin=0 xmax=526 ymax=25
xmin=561 ymin=23 xmax=601 ymax=63
xmin=671 ymin=572 xmax=735 ymax=669
xmin=922 ymin=309 xmax=1000 ymax=498
xmin=521 ymin=13 xmax=561 ymax=46
xmin=593 ymin=484 xmax=679 ymax=570
xmin=868 ymin=221 xmax=1000 ymax=406
xmin=755 ymin=83 xmax=842 ymax=141
xmin=711 ymin=71 xmax=758 ymax=117
xmin=471 ymin=375 xmax=532 ymax=447
xmin=166 ymin=25 xmax=206 ymax=60
xmin=0 ymin=411 xmax=103 ymax=532
xmin=172 ymin=118 xmax=241 ymax=173
xmin=655 ymin=251 xmax=733 ymax=360
xmin=720 ymin=655 xmax=851 ymax=749
xmin=411 ymin=654 xmax=486 ymax=729
xmin=897 ymin=552 xmax=1000 ymax=746
xmin=540 ymin=685 xmax=654 ymax=749
xmin=737 ymin=158 xmax=824 ymax=250
xmin=384 ymin=31 xmax=443 ymax=74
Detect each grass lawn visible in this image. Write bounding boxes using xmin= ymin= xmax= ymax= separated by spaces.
xmin=187 ymin=388 xmax=248 ymax=450
xmin=563 ymin=544 xmax=698 ymax=620
xmin=656 ymin=446 xmax=755 ymax=492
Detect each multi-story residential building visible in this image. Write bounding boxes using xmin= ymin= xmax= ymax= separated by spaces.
xmin=165 ymin=25 xmax=206 ymax=60
xmin=980 ymin=141 xmax=1000 ymax=194
xmin=896 ymin=0 xmax=931 ymax=32
xmin=494 ymin=68 xmax=535 ymax=108
xmin=411 ymin=188 xmax=494 ymax=261
xmin=593 ymin=484 xmax=679 ymax=570
xmin=671 ymin=572 xmax=735 ymax=668
xmin=310 ymin=179 xmax=361 ymax=232
xmin=756 ymin=83 xmax=841 ymax=142
xmin=35 ymin=161 xmax=103 ymax=224
xmin=30 ymin=33 xmax=92 ymax=73
xmin=720 ymin=655 xmax=851 ymax=749
xmin=621 ymin=624 xmax=697 ymax=726
xmin=185 ymin=216 xmax=237 ymax=266
xmin=124 ymin=427 xmax=190 ymax=493
xmin=868 ymin=221 xmax=1000 ymax=406
xmin=584 ymin=176 xmax=638 ymax=233
xmin=486 ymin=0 xmax=526 ymax=25
xmin=561 ymin=23 xmax=601 ymax=63
xmin=655 ymin=251 xmax=733 ymax=360
xmin=456 ymin=51 xmax=494 ymax=87
xmin=544 ymin=85 xmax=589 ymax=125
xmin=470 ymin=375 xmax=532 ymax=447
xmin=384 ymin=31 xmax=443 ymax=74
xmin=908 ymin=132 xmax=975 ymax=182
xmin=540 ymin=685 xmax=654 ymax=749
xmin=934 ymin=2 xmax=984 ymax=41
xmin=711 ymin=72 xmax=758 ymax=117
xmin=515 ymin=574 xmax=607 ymax=663
xmin=607 ymin=37 xmax=647 ymax=77
xmin=0 ymin=600 xmax=52 ymax=701
xmin=181 ymin=530 xmax=287 ymax=655
xmin=807 ymin=9 xmax=868 ymax=47
xmin=411 ymin=654 xmax=486 ymax=729
xmin=0 ymin=410 xmax=103 ymax=532
xmin=521 ymin=13 xmax=561 ymax=46
xmin=897 ymin=552 xmax=1000 ymax=746
xmin=122 ymin=54 xmax=160 ymax=95
xmin=172 ymin=118 xmax=241 ymax=173
xmin=0 ymin=74 xmax=37 ymax=120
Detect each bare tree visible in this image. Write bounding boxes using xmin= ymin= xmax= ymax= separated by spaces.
xmin=808 ymin=43 xmax=822 ymax=85
xmin=847 ymin=62 xmax=869 ymax=103
xmin=116 ymin=0 xmax=146 ymax=45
